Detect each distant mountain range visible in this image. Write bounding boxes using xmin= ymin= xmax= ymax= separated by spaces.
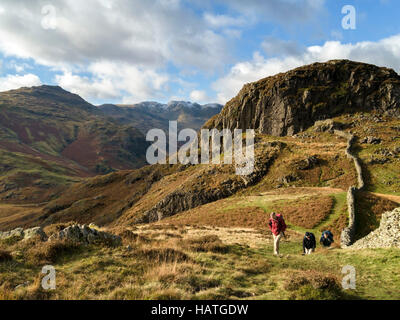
xmin=0 ymin=85 xmax=222 ymax=203
xmin=99 ymin=101 xmax=222 ymax=136
xmin=115 ymin=100 xmax=222 ymax=110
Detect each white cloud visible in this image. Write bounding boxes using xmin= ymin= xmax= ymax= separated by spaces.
xmin=209 ymin=0 xmax=325 ymax=24
xmin=189 ymin=90 xmax=209 ymax=103
xmin=213 ymin=34 xmax=400 ymax=104
xmin=0 ymin=0 xmax=233 ymax=102
xmin=0 ymin=0 xmax=326 ymax=76
xmin=6 ymin=60 xmax=32 ymax=73
xmin=261 ymin=37 xmax=305 ymax=57
xmin=222 ymin=28 xmax=242 ymax=39
xmin=0 ymin=0 xmax=332 ymax=103
xmin=55 ymin=71 xmax=119 ymax=101
xmin=0 ymin=0 xmax=229 ymax=72
xmin=56 ymin=61 xmax=169 ymax=103
xmin=204 ymin=13 xmax=246 ymax=28
xmin=14 ymin=65 xmax=24 ymax=73
xmin=0 ymin=73 xmax=41 ymax=92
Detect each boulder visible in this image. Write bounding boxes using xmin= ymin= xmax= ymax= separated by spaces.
xmin=313 ymin=119 xmax=343 ymax=133
xmin=361 ymin=136 xmax=381 ymax=144
xmin=295 ymin=155 xmax=319 ymax=170
xmin=23 ymin=227 xmax=47 ymax=241
xmin=49 ymin=224 xmax=121 ymax=246
xmin=88 ymin=223 xmax=101 ymax=231
xmin=0 ymin=228 xmax=24 ymax=241
xmin=0 ymin=227 xmax=48 ymax=242
xmin=277 ymin=174 xmax=298 ymax=185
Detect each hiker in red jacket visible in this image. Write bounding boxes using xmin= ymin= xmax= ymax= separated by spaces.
xmin=268 ymin=212 xmax=287 ymax=256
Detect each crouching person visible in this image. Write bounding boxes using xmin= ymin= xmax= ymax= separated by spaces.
xmin=320 ymin=230 xmax=334 ymax=247
xmin=268 ymin=212 xmax=287 ymax=256
xmin=303 ymin=232 xmax=316 ymax=255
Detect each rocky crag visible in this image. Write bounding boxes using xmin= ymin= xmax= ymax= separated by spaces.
xmin=205 ymin=60 xmax=400 ymax=136
xmin=133 ymin=140 xmax=285 ymax=223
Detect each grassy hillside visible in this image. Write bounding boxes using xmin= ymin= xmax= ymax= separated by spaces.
xmin=0 ymin=85 xmax=149 ymax=203
xmin=1 ymin=222 xmax=399 ymax=300
xmin=2 ymin=112 xmax=398 ymax=236
xmin=1 ymin=61 xmax=399 ymax=301
xmin=0 ymin=109 xmax=399 ymax=301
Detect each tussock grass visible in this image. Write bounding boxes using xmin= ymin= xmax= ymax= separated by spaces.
xmin=283 ymin=270 xmax=341 ymax=296
xmin=275 ymin=195 xmax=333 ymax=229
xmin=117 ymin=229 xmax=152 ymax=245
xmin=0 ymin=285 xmax=16 ymax=300
xmin=238 ymin=259 xmax=271 ymax=275
xmin=26 ymin=240 xmax=81 ymax=265
xmin=181 ymin=235 xmax=229 ymax=253
xmin=14 ymin=272 xmax=52 ymax=300
xmin=136 ymin=248 xmax=190 ymax=263
xmin=0 ymin=222 xmax=399 ymax=300
xmin=0 ymin=249 xmax=12 ymax=262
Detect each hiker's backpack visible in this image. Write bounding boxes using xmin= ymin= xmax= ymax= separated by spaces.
xmin=305 ymin=232 xmax=316 ymax=244
xmin=322 ymin=230 xmax=334 ymax=241
xmin=276 ymin=214 xmax=287 ymax=232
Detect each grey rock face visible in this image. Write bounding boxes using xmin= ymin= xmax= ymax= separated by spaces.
xmin=361 ymin=136 xmax=381 ymax=144
xmin=205 ymin=60 xmax=400 ymax=136
xmin=0 ymin=228 xmax=24 ymax=241
xmin=351 ymin=208 xmax=400 ymax=249
xmin=49 ymin=224 xmax=121 ymax=246
xmin=0 ymin=227 xmax=46 ymax=241
xmin=23 ymin=227 xmax=47 ymax=241
xmin=136 ymin=142 xmax=284 ymax=223
xmin=0 ymin=224 xmax=121 ymax=246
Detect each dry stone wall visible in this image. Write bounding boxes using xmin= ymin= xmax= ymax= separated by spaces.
xmin=351 ymin=208 xmax=400 ymax=248
xmin=334 ymin=130 xmax=365 ymax=247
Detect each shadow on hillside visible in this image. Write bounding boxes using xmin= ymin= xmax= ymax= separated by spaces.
xmin=354 ymin=191 xmax=399 ymax=241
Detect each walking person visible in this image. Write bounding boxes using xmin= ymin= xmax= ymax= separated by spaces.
xmin=302 ymin=232 xmax=316 ymax=255
xmin=320 ymin=230 xmax=334 ymax=247
xmin=268 ymin=212 xmax=287 ymax=256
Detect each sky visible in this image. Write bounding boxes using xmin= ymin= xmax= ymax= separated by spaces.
xmin=0 ymin=0 xmax=399 ymax=105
